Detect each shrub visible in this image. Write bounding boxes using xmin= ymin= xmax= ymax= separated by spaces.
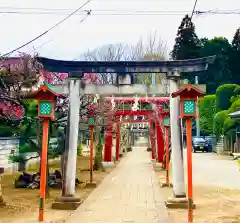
xmin=198 ymin=95 xmax=216 ymax=135
xmin=228 ymin=98 xmax=240 ymax=113
xmin=216 ymin=84 xmax=239 ymax=112
xmin=213 ymin=110 xmax=228 ymax=136
xmin=222 ymin=117 xmax=238 ymax=134
xmin=77 ymin=144 xmax=83 ymax=156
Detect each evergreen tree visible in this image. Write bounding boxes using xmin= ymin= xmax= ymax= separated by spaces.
xmin=171 ymin=14 xmax=201 ymax=83
xmin=199 ymin=37 xmax=233 ymax=93
xmin=171 ymin=14 xmax=201 ymax=60
xmin=232 ymin=28 xmax=240 ymax=51
xmin=230 ymin=28 xmax=240 ymax=83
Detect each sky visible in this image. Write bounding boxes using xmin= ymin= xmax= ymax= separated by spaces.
xmin=0 ymin=0 xmax=239 ymax=60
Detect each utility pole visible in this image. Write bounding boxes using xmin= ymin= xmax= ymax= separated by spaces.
xmin=195 ymin=75 xmax=200 ymax=137
xmin=190 ymin=0 xmax=200 ymax=138
xmin=152 ymin=73 xmax=156 ymax=85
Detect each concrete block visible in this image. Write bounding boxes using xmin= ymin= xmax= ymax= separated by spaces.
xmin=160 ymin=182 xmax=173 ymax=188
xmin=154 ymin=162 xmax=163 ymax=172
xmin=52 ymin=196 xmax=83 ymax=210
xmin=85 ymin=182 xmax=97 ymax=188
xmin=126 ymin=147 xmax=132 ymax=152
xmin=102 ymin=161 xmax=114 ymax=167
xmin=165 ymin=197 xmax=196 ymax=209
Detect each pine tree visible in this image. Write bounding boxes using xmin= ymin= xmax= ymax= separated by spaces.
xmin=230 ymin=28 xmax=240 ymax=83
xmin=171 ymin=14 xmax=201 ymax=60
xmin=232 ymin=28 xmax=240 ymax=51
xmin=171 ymin=14 xmax=201 ymax=83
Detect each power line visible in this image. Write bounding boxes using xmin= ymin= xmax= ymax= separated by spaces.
xmin=0 ymin=8 xmax=199 ymax=12
xmin=31 ymin=11 xmax=188 ymax=54
xmin=0 ymin=12 xmax=189 ymax=16
xmin=196 ymin=10 xmax=240 ymax=15
xmin=31 ymin=12 xmax=91 ymax=53
xmin=0 ymin=9 xmax=192 ymax=16
xmin=1 ymin=0 xmax=91 ymax=57
xmin=0 ymin=0 xmax=191 ymax=10
xmin=0 ymin=9 xmax=193 ymax=13
xmin=190 ymin=0 xmax=200 ymax=137
xmin=190 ymin=0 xmax=198 ymax=20
xmin=0 ymin=9 xmax=239 ymax=16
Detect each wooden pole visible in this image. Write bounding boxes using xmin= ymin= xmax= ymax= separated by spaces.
xmin=39 ymin=119 xmax=49 ymax=222
xmin=156 ymin=122 xmax=164 ymax=163
xmin=165 ymin=126 xmax=170 ymax=185
xmin=89 ymin=126 xmax=94 ymax=184
xmin=150 ymin=120 xmax=155 ymax=160
xmin=115 ymin=124 xmax=120 ymax=161
xmin=103 ymin=121 xmax=113 ymax=162
xmin=186 ymin=118 xmax=193 ymax=222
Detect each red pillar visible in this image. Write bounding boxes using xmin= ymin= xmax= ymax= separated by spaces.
xmin=115 ymin=124 xmax=120 ymax=161
xmin=156 ymin=121 xmax=164 ymax=163
xmin=149 ymin=120 xmax=155 ymax=160
xmin=104 ymin=120 xmax=113 ymax=162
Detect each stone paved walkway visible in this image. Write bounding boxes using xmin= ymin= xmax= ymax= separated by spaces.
xmin=65 ymin=144 xmax=170 ymax=223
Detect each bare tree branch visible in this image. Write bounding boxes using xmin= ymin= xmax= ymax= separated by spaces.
xmin=83 ymin=32 xmax=168 ymax=63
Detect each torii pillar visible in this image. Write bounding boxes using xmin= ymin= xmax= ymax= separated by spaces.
xmin=115 ymin=123 xmax=121 ymax=161
xmin=156 ymin=120 xmax=164 ymax=163
xmin=52 ymin=76 xmax=82 ymax=210
xmin=165 ymin=69 xmax=188 ymax=208
xmin=149 ymin=120 xmax=155 ymax=161
xmin=103 ymin=116 xmax=113 ymax=166
xmin=169 ymin=70 xmax=186 ymax=196
xmin=65 ymin=79 xmax=81 ymax=197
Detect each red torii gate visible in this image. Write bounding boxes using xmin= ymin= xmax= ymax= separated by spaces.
xmin=103 ymin=109 xmax=164 ymax=164
xmin=114 ymin=110 xmax=153 ymax=116
xmin=114 ymin=111 xmax=153 ymax=162
xmin=104 ymin=97 xmax=169 ymax=103
xmin=117 ymin=120 xmax=149 ymax=123
xmin=113 ymin=119 xmax=155 ymax=162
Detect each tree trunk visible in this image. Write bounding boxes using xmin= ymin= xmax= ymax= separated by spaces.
xmin=0 ymin=176 xmax=5 ymax=206
xmin=18 ymin=138 xmax=27 ymax=172
xmin=18 ymin=161 xmax=26 ymax=172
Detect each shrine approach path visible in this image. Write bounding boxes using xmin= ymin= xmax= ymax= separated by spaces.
xmin=65 ymin=139 xmax=170 ymax=223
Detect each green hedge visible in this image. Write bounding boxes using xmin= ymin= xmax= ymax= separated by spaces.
xmin=216 ymin=84 xmax=239 ymax=112
xmin=198 ymin=95 xmax=216 ymax=135
xmin=213 ymin=110 xmax=228 ymax=136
